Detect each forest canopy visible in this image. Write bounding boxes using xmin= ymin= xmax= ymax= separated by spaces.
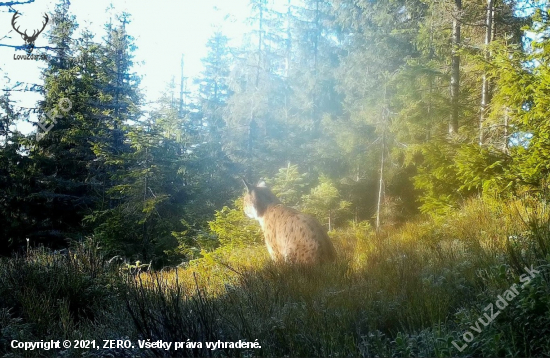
xmin=1 ymin=0 xmax=549 ymax=265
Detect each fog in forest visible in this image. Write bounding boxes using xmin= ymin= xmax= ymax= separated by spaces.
xmin=1 ymin=0 xmax=550 ymax=357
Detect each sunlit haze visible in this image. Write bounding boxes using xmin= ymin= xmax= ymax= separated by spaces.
xmin=0 ymin=0 xmax=250 ymax=133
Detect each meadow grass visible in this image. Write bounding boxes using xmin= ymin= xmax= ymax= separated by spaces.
xmin=1 ymin=196 xmax=549 ymax=357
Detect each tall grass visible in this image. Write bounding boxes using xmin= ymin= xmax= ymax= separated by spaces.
xmin=126 ymin=196 xmax=550 ymax=357
xmin=0 ymin=240 xmax=138 ymax=357
xmin=1 ymin=196 xmax=549 ymax=357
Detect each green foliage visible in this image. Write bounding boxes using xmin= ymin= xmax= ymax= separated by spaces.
xmin=413 ymin=139 xmax=514 ymax=215
xmin=3 ymin=0 xmax=550 ymax=354
xmin=487 ymin=27 xmax=550 ymax=190
xmin=267 ymin=163 xmax=308 ymax=207
xmin=3 ymin=0 xmax=542 ymax=258
xmin=0 ymin=129 xmax=38 ymax=254
xmin=412 ymin=141 xmax=464 ymax=215
xmin=302 ymin=174 xmax=352 ymax=229
xmin=455 ymin=144 xmax=512 ymax=194
xmin=208 ymin=198 xmax=263 ymax=247
xmin=21 ymin=2 xmax=95 ymax=248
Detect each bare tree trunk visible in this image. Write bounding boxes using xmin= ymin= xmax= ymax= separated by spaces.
xmin=503 ymin=107 xmax=509 ymax=154
xmin=142 ymin=145 xmax=149 ymax=260
xmin=312 ymin=0 xmax=321 ymax=133
xmin=427 ymin=7 xmax=434 ymax=141
xmin=479 ymin=0 xmax=494 ymax=145
xmin=449 ymin=0 xmax=462 ymax=135
xmin=376 ymin=129 xmax=385 ymax=233
xmin=376 ymin=82 xmax=389 ymax=233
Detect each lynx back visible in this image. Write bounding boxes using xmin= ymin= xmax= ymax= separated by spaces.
xmin=243 ymin=179 xmax=336 ymax=265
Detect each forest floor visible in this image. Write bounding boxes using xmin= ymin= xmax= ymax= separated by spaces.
xmin=1 ymin=196 xmax=550 ymax=357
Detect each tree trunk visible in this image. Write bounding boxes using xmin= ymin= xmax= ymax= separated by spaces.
xmin=376 ymin=129 xmax=385 ymax=233
xmin=449 ymin=0 xmax=462 ymax=135
xmin=479 ymin=0 xmax=494 ymax=145
xmin=142 ymin=145 xmax=149 ymax=261
xmin=312 ymin=0 xmax=321 ymax=133
xmin=503 ymin=107 xmax=509 ymax=154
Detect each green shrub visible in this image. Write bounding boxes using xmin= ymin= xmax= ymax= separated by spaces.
xmin=208 ymin=198 xmax=263 ymax=247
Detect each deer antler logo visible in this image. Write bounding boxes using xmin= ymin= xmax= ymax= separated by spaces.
xmin=11 ymin=11 xmax=49 ymax=55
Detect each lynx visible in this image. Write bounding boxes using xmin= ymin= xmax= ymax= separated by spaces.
xmin=243 ymin=179 xmax=336 ymax=264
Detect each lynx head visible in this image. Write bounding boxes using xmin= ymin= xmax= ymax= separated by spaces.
xmin=242 ymin=179 xmax=281 ymax=219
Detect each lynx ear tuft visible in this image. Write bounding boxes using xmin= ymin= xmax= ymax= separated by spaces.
xmin=257 ymin=180 xmax=267 ymax=187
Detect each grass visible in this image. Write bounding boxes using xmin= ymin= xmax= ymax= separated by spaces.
xmin=1 ymin=196 xmax=550 ymax=357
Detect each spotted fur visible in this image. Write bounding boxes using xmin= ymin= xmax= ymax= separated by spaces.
xmin=243 ymin=179 xmax=336 ymax=264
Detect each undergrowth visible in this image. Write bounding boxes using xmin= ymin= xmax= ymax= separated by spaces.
xmin=1 ymin=196 xmax=550 ymax=357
